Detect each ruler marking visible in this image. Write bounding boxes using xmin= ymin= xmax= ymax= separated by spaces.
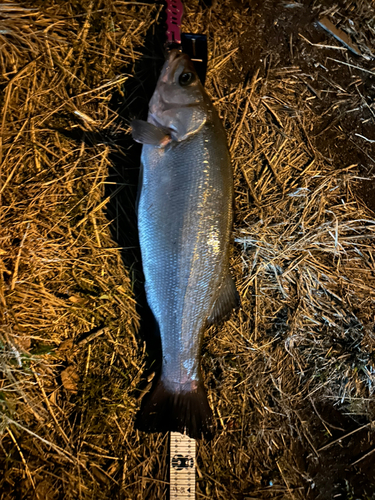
xmin=170 ymin=432 xmax=196 ymax=500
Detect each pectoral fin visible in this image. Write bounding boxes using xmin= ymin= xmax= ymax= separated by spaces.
xmin=207 ymin=273 xmax=240 ymax=325
xmin=131 ymin=120 xmax=171 ymax=146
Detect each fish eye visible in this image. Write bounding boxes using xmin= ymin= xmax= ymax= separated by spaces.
xmin=179 ymin=72 xmax=195 ymax=86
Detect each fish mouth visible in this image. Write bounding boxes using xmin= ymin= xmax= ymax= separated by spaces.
xmin=166 ymin=49 xmax=191 ymax=71
xmin=167 ymin=48 xmax=182 ymax=64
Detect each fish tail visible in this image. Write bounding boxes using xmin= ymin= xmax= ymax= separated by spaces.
xmin=135 ymin=377 xmax=213 ymax=440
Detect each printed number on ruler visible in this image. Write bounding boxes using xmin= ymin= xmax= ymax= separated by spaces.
xmin=170 ymin=432 xmax=196 ymax=499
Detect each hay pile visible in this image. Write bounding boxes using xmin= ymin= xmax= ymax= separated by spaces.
xmin=1 ymin=0 xmax=375 ymax=499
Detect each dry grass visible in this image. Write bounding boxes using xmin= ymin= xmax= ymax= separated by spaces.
xmin=1 ymin=0 xmax=375 ymax=499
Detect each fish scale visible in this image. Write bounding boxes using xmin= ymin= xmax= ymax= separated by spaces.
xmin=139 ymin=127 xmax=231 ymax=385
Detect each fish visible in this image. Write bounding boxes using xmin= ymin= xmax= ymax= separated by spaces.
xmin=132 ymin=49 xmax=238 ymax=439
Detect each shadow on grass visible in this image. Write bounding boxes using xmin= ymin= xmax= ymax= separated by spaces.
xmin=55 ymin=11 xmax=167 ymax=390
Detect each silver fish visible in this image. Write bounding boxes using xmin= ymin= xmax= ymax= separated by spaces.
xmin=132 ymin=50 xmax=238 ymax=439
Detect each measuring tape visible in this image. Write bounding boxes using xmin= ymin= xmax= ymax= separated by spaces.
xmin=170 ymin=432 xmax=196 ymax=499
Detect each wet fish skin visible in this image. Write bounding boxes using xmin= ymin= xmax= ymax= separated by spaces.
xmin=134 ymin=50 xmax=237 ymax=439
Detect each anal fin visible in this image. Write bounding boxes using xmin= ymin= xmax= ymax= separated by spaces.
xmin=207 ymin=272 xmax=240 ymax=325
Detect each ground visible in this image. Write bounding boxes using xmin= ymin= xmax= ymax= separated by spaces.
xmin=0 ymin=1 xmax=375 ymax=499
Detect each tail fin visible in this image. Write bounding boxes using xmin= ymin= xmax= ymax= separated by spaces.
xmin=135 ymin=377 xmax=214 ymax=440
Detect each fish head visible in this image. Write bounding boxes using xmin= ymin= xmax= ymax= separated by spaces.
xmin=156 ymin=50 xmax=204 ymax=106
xmin=148 ymin=50 xmax=209 ymax=142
